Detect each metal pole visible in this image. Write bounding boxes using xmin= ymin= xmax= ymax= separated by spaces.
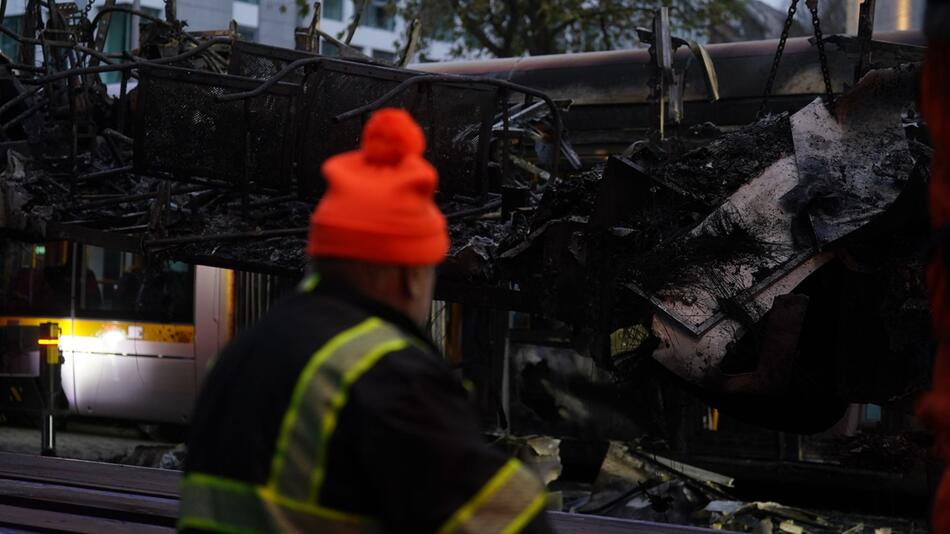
xmin=398 ymin=18 xmax=421 ymax=67
xmin=344 ymin=0 xmax=368 ymax=45
xmin=855 ymin=0 xmax=876 ymax=83
xmin=39 ymin=322 xmax=60 ymax=457
xmin=130 ymin=0 xmax=141 ymax=50
xmin=308 ymin=2 xmax=322 ymax=52
xmin=91 ymin=0 xmax=118 ymax=66
xmin=164 ymin=0 xmax=176 ymax=25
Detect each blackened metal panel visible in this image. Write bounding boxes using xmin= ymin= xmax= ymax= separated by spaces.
xmin=227 ymin=40 xmax=313 ymax=84
xmin=134 ymin=66 xmax=297 ymax=194
xmin=426 ymin=82 xmax=498 ymax=198
xmin=294 ymin=62 xmax=413 ymax=200
xmin=295 ymin=61 xmax=497 ymax=200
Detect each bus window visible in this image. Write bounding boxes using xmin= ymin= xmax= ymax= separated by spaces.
xmin=78 ymin=245 xmax=195 ymax=324
xmin=0 ymin=239 xmax=72 ymax=317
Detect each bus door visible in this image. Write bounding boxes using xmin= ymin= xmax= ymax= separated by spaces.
xmin=75 ymin=246 xmax=197 ymax=423
xmin=129 ymin=258 xmax=197 ymax=424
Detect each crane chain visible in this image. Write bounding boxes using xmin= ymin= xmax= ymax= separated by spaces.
xmin=807 ymin=0 xmax=836 ymax=113
xmin=758 ymin=0 xmax=800 ymax=119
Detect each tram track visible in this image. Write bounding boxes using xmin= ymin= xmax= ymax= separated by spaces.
xmin=0 ymin=452 xmax=177 ymax=533
xmin=0 ymin=452 xmax=726 ymax=533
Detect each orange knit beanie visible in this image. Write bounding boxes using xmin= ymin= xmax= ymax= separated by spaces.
xmin=307 ymin=108 xmax=449 ymax=265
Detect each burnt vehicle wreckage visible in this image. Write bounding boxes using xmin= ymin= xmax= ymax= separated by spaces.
xmin=0 ymin=0 xmax=933 ymax=445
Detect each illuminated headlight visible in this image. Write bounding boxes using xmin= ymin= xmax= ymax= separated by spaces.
xmin=100 ymin=329 xmax=126 ymax=346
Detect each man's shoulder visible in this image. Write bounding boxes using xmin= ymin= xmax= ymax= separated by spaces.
xmin=229 ymin=292 xmax=372 ymax=351
xmin=367 ymin=325 xmax=451 ymax=378
xmin=349 ymin=334 xmax=467 ymax=413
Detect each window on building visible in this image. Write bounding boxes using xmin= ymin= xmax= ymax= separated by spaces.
xmin=371 ymin=48 xmax=395 ymax=63
xmin=236 ymin=0 xmax=260 ymax=4
xmin=428 ymin=13 xmax=454 ymax=42
xmin=0 ymin=16 xmax=22 ymax=60
xmin=360 ymin=0 xmax=396 ymax=31
xmin=101 ymin=5 xmax=161 ymax=84
xmin=323 ymin=0 xmax=343 ymax=20
xmin=78 ymin=245 xmax=195 ymax=324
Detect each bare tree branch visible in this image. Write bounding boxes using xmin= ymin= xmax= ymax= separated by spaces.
xmin=411 ymin=0 xmax=743 ymax=58
xmin=447 ymin=0 xmax=506 ymax=55
xmin=552 ymin=15 xmax=578 ymax=35
xmin=599 ymin=14 xmax=612 ymax=50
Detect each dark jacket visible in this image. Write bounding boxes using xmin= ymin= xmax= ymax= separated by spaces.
xmin=180 ymin=275 xmax=551 ymax=533
xmin=928 ymin=0 xmax=950 ymax=39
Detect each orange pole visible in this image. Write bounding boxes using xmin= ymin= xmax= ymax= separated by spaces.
xmin=916 ymin=38 xmax=950 ymax=533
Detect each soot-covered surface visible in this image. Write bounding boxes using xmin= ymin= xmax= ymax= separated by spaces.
xmin=659 ymin=113 xmax=795 ymax=207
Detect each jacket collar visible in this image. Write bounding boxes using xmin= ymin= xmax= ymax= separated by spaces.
xmin=300 ymin=272 xmax=441 ymax=355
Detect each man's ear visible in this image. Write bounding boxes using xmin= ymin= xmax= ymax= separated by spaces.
xmin=402 ymin=266 xmax=423 ymax=300
xmin=399 ymin=266 xmax=418 ymax=300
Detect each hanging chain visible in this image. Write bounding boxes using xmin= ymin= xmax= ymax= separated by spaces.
xmin=807 ymin=0 xmax=836 ymax=114
xmin=758 ymin=0 xmax=800 ymax=119
xmin=79 ymin=0 xmax=96 ymax=48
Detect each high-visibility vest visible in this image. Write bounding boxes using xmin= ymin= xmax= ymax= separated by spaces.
xmin=180 ymin=276 xmax=546 ymax=533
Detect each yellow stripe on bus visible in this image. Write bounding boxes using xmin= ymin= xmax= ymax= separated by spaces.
xmin=0 ymin=316 xmax=195 ymax=344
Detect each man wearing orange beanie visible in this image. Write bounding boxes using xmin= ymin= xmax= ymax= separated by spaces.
xmin=179 ymin=109 xmax=551 ymax=533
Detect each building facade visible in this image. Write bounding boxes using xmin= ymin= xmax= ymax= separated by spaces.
xmin=0 ymin=0 xmax=452 ymax=63
xmin=0 ymin=1 xmax=925 ymax=69
xmin=845 ymin=0 xmax=926 ymax=32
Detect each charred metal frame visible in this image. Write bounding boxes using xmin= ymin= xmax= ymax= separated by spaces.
xmin=855 ymin=0 xmax=877 ymax=82
xmin=228 ymin=40 xmax=315 ymax=83
xmin=138 ymin=47 xmax=565 ymax=202
xmin=0 ymin=5 xmax=565 ymax=265
xmin=132 ymin=65 xmax=299 ymax=200
xmin=0 ymin=4 xmax=934 ymax=438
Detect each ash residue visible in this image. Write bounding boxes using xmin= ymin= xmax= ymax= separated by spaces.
xmin=442 ymin=172 xmax=607 ymax=284
xmin=529 ymin=169 xmax=603 ymax=229
xmin=1 ymin=148 xmax=315 ymax=274
xmin=449 ymin=218 xmax=508 ymax=256
xmin=833 ymin=432 xmax=929 ymax=473
xmin=444 ymin=214 xmax=530 ymax=283
xmin=660 ymin=113 xmax=794 ymax=206
xmin=617 ymin=224 xmax=767 ymax=294
xmin=143 ymin=196 xmax=313 ymax=273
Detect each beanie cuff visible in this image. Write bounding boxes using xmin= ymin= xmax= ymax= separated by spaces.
xmin=307 ymin=223 xmax=449 ymax=266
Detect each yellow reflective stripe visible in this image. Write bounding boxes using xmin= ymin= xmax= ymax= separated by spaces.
xmin=268 ymin=317 xmax=383 ymax=489
xmin=188 ymin=472 xmax=258 ymax=495
xmin=178 ymin=516 xmax=267 ymax=534
xmin=185 ymin=472 xmax=371 ymax=521
xmin=298 ymin=273 xmax=320 ymax=293
xmin=180 ymin=472 xmax=374 ymax=534
xmin=437 ymin=459 xmax=545 ymax=534
xmin=258 ymin=486 xmax=370 ymax=523
xmin=502 ymin=493 xmax=547 ymax=534
xmin=438 ymin=460 xmax=520 ymax=534
xmin=179 ymin=473 xmax=277 ymax=533
xmin=275 ymin=320 xmax=402 ymax=500
xmin=308 ymin=336 xmax=409 ymax=501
